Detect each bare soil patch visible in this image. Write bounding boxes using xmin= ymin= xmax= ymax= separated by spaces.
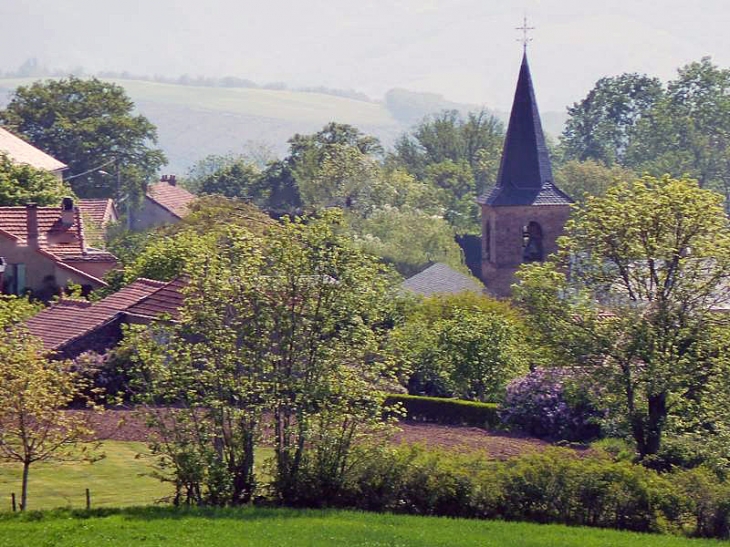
xmin=78 ymin=409 xmax=569 ymax=460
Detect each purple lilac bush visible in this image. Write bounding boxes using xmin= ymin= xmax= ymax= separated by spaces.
xmin=500 ymin=368 xmax=601 ymax=442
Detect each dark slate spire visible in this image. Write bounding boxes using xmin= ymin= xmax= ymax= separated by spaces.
xmin=478 ymin=53 xmax=572 ymax=207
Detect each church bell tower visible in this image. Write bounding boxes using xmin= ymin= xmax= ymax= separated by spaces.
xmin=478 ymin=52 xmax=573 ymax=297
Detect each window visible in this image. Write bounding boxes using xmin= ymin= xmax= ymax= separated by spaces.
xmin=4 ymin=263 xmax=26 ymax=295
xmin=522 ymin=221 xmax=543 ymax=263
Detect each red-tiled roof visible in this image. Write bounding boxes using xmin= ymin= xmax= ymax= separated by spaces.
xmin=78 ymin=199 xmax=117 ymax=229
xmin=25 ymin=278 xmax=167 ymax=351
xmin=124 ymin=277 xmax=186 ymax=320
xmin=0 ymin=205 xmax=84 ymax=253
xmin=35 ymin=248 xmax=107 ymax=286
xmin=0 ymin=203 xmax=118 ymax=284
xmin=146 ymin=181 xmax=195 ymax=219
xmin=0 ymin=127 xmax=67 ymax=173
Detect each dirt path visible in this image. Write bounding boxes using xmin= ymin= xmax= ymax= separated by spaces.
xmin=81 ymin=409 xmax=557 ymax=460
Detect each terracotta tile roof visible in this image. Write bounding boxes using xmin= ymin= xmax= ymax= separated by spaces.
xmin=146 ymin=180 xmax=195 ymax=219
xmin=78 ymin=199 xmax=117 ymax=230
xmin=0 ymin=205 xmax=84 ymax=253
xmin=35 ymin=248 xmax=107 ymax=286
xmin=63 ymin=252 xmax=117 ymax=263
xmin=25 ymin=278 xmax=167 ymax=351
xmin=0 ymin=127 xmax=67 ymax=173
xmin=401 ymin=263 xmax=484 ymax=297
xmin=0 ymin=203 xmax=118 ymax=284
xmin=124 ymin=277 xmax=187 ymax=320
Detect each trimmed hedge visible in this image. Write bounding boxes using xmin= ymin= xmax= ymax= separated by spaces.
xmin=385 ymin=394 xmax=500 ymax=429
xmin=283 ymin=445 xmax=730 ymax=539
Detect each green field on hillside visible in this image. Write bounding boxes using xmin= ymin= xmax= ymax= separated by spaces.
xmin=0 ymin=77 xmax=405 ymax=172
xmin=0 ymin=506 xmax=722 ymax=547
xmin=0 ymin=77 xmax=398 ymax=126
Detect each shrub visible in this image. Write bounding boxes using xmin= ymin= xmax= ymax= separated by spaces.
xmin=273 ymin=441 xmax=730 ymax=539
xmin=500 ymin=368 xmax=601 ymax=442
xmin=592 ymin=438 xmax=636 ymax=462
xmin=390 ymin=293 xmax=531 ymax=401
xmin=385 ymin=394 xmax=500 ymax=429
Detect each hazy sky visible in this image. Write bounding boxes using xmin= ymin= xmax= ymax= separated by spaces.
xmin=2 ymin=0 xmax=729 ymax=112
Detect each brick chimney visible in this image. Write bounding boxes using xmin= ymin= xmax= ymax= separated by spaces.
xmin=26 ymin=203 xmax=38 ymax=248
xmin=61 ymin=197 xmax=74 ymax=226
xmin=160 ymin=174 xmax=177 ymax=186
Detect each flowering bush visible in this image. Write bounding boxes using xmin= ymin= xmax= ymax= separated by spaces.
xmin=500 ymin=368 xmax=601 ymax=442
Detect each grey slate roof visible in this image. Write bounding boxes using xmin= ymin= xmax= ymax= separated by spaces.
xmin=477 ymin=53 xmax=572 ymax=207
xmin=477 ymin=180 xmax=574 ymax=207
xmin=401 ymin=263 xmax=484 ymax=297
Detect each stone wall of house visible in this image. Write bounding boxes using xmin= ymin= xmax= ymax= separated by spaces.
xmin=481 ymin=203 xmax=572 ymax=297
xmin=64 ymin=259 xmax=117 ymax=280
xmin=0 ymin=236 xmax=100 ymax=296
xmin=131 ymin=197 xmax=179 ymax=231
xmin=58 ymin=317 xmax=125 ymax=360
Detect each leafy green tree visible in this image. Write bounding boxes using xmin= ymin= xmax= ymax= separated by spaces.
xmin=296 ymin=144 xmax=380 ymax=211
xmin=109 ymin=196 xmax=274 ymax=286
xmin=423 ymin=159 xmax=479 ymax=233
xmin=0 ymin=153 xmax=72 ymax=206
xmin=553 ymin=159 xmax=636 ymax=202
xmin=515 ymin=175 xmax=730 ymax=459
xmin=0 ymin=295 xmax=42 ymax=328
xmin=562 ymin=59 xmax=730 ymax=209
xmin=0 ymin=329 xmax=98 ymax=510
xmin=199 ymin=159 xmax=262 ymax=199
xmin=183 ymin=144 xmax=275 ymax=194
xmin=393 ymin=110 xmax=503 ymax=194
xmin=626 ymin=58 xmax=730 ymax=201
xmin=257 ymin=159 xmax=303 ymax=215
xmin=391 ymin=110 xmax=502 ymax=234
xmin=347 ymin=206 xmax=465 ymax=278
xmin=249 ymin=123 xmax=380 ymax=217
xmin=287 ymin=123 xmax=382 ymax=212
xmin=128 ymin=211 xmax=395 ymax=505
xmin=390 ymin=292 xmax=530 ymax=401
xmin=0 ymin=77 xmax=166 ymax=201
xmin=560 ymin=73 xmax=663 ymax=165
xmin=250 ymin=213 xmax=394 ymax=500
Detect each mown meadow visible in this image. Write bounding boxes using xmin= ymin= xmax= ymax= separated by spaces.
xmin=0 ymin=507 xmax=725 ymax=547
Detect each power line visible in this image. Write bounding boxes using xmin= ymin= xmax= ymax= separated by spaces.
xmin=64 ymin=157 xmax=116 ymax=181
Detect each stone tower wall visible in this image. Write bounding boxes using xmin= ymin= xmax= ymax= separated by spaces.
xmin=481 ymin=203 xmax=572 ymax=297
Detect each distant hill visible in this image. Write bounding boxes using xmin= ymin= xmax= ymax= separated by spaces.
xmin=0 ymin=78 xmax=566 ymax=174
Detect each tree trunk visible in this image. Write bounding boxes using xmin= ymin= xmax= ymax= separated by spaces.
xmin=643 ymin=392 xmax=667 ymax=457
xmin=21 ymin=460 xmax=30 ymax=511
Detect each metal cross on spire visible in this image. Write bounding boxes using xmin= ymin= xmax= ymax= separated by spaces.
xmin=516 ymin=16 xmax=535 ymax=51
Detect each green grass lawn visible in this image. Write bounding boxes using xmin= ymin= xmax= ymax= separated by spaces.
xmin=0 ymin=441 xmax=172 ymax=512
xmin=0 ymin=506 xmax=723 ymax=547
xmin=0 ymin=444 xmax=724 ymax=546
xmin=0 ymin=442 xmax=275 ymax=513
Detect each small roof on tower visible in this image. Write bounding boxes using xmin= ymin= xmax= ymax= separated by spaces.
xmin=478 ymin=53 xmax=572 ymax=207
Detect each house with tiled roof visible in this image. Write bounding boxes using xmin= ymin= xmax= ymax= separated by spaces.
xmin=0 ymin=198 xmax=118 ymax=298
xmin=78 ymin=199 xmax=118 ymax=231
xmin=24 ymin=276 xmax=185 ymax=358
xmin=132 ymin=175 xmax=196 ymax=231
xmin=401 ymin=263 xmax=484 ymax=297
xmin=0 ymin=127 xmax=67 ymax=179
xmin=78 ymin=198 xmax=119 ymax=246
